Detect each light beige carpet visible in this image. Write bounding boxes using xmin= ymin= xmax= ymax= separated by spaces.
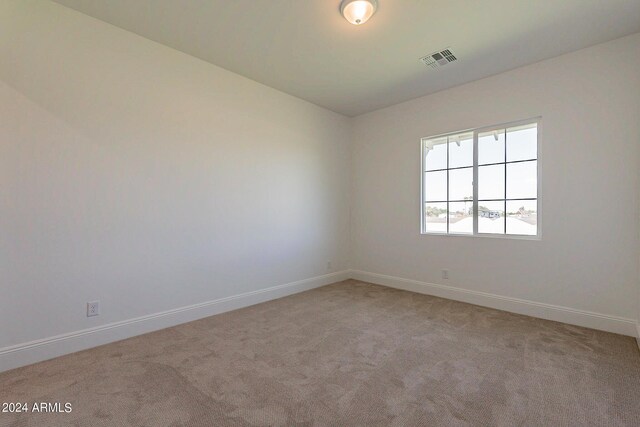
xmin=1 ymin=280 xmax=639 ymax=426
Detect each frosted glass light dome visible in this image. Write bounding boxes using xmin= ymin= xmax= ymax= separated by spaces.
xmin=340 ymin=0 xmax=378 ymax=25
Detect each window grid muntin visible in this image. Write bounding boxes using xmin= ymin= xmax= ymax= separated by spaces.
xmin=421 ymin=119 xmax=539 ymax=238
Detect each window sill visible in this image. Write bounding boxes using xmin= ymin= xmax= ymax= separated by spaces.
xmin=420 ymin=231 xmax=541 ymax=241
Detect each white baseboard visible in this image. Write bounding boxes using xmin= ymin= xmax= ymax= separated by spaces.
xmin=350 ymin=270 xmax=637 ymax=337
xmin=0 ymin=270 xmax=350 ymax=373
xmin=2 ymin=269 xmax=636 ymax=373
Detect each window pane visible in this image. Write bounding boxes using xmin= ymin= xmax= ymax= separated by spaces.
xmin=506 ymin=200 xmax=537 ymax=235
xmin=423 ymin=121 xmax=540 ymax=237
xmin=449 ymin=167 xmax=473 ymax=201
xmin=478 ymin=201 xmax=505 ymax=234
xmin=424 ymin=202 xmax=447 ymax=233
xmin=424 ymin=171 xmax=447 ymax=201
xmin=478 ymin=129 xmax=505 ymax=165
xmin=507 ymin=124 xmax=537 ymax=162
xmin=448 ymin=132 xmax=473 ymax=168
xmin=478 ymin=164 xmax=504 ymax=200
xmin=507 ymin=161 xmax=537 ymax=199
xmin=449 ymin=202 xmax=473 ymax=234
xmin=424 ymin=137 xmax=447 ymax=171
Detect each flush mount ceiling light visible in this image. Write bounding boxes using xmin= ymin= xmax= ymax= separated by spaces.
xmin=340 ymin=0 xmax=378 ymax=25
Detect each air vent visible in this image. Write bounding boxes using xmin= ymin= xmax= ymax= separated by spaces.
xmin=420 ymin=48 xmax=458 ymax=69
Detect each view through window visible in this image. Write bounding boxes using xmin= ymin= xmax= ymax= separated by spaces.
xmin=421 ymin=120 xmax=538 ymax=237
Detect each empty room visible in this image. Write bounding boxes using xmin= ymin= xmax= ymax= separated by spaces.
xmin=1 ymin=0 xmax=640 ymax=426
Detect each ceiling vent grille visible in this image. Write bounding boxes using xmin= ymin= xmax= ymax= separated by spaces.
xmin=420 ymin=48 xmax=457 ymax=69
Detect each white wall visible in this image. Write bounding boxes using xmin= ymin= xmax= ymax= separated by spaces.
xmin=0 ymin=0 xmax=351 ymax=360
xmin=2 ymin=1 xmax=639 ymax=371
xmin=352 ymin=33 xmax=640 ymax=331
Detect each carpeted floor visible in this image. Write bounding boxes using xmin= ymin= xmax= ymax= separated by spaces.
xmin=1 ymin=280 xmax=639 ymax=426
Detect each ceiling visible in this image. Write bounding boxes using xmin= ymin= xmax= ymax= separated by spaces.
xmin=52 ymin=0 xmax=640 ymax=117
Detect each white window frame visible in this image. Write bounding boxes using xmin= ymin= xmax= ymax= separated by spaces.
xmin=420 ymin=117 xmax=542 ymax=240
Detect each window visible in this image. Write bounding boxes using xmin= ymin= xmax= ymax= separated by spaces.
xmin=421 ymin=119 xmax=539 ymax=237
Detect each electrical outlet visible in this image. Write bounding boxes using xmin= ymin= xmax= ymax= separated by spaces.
xmin=327 ymin=261 xmax=332 ymax=270
xmin=442 ymin=269 xmax=449 ymax=280
xmin=87 ymin=301 xmax=100 ymax=317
